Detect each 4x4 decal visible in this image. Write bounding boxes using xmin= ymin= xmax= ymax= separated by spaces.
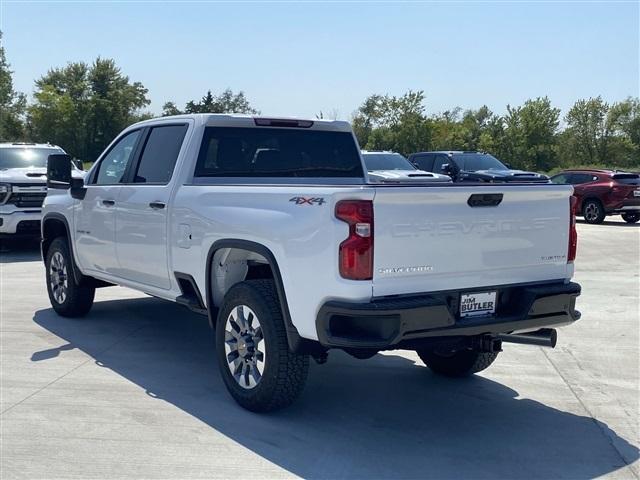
xmin=289 ymin=196 xmax=325 ymax=206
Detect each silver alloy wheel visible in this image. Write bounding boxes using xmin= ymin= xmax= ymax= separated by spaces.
xmin=224 ymin=305 xmax=266 ymax=389
xmin=49 ymin=251 xmax=68 ymax=304
xmin=584 ymin=202 xmax=600 ymax=222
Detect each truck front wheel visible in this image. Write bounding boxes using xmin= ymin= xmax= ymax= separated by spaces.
xmin=417 ymin=348 xmax=499 ymax=377
xmin=215 ymin=279 xmax=309 ymax=412
xmin=45 ymin=237 xmax=95 ymax=317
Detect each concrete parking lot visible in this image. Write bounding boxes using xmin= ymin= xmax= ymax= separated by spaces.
xmin=0 ymin=219 xmax=638 ymax=479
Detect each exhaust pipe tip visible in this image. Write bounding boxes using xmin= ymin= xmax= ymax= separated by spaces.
xmin=497 ymin=328 xmax=557 ymax=348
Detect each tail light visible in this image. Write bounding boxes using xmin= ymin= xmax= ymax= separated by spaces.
xmin=335 ymin=200 xmax=373 ymax=280
xmin=568 ymin=196 xmax=578 ymax=263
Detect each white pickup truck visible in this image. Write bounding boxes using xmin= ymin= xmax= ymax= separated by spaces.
xmin=42 ymin=114 xmax=581 ymax=412
xmin=0 ymin=143 xmax=81 ymax=237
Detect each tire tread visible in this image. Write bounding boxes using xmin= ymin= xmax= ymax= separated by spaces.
xmin=216 ymin=279 xmax=309 ymax=412
xmin=46 ymin=237 xmax=95 ymax=317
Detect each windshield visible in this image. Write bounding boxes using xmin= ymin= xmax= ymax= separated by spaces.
xmin=0 ymin=147 xmax=63 ymax=169
xmin=363 ymin=153 xmax=416 ymax=171
xmin=451 ymin=153 xmax=507 ymax=171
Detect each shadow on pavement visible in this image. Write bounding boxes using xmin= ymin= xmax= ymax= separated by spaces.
xmin=32 ymin=297 xmax=638 ymax=479
xmin=577 ymin=219 xmax=639 ymax=227
xmin=0 ymin=237 xmax=41 ymax=263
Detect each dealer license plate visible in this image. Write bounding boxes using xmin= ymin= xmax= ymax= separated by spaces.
xmin=633 ymin=190 xmax=640 ymax=197
xmin=459 ymin=291 xmax=497 ymax=317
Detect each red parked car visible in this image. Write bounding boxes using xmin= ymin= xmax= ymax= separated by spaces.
xmin=550 ymin=169 xmax=640 ymax=224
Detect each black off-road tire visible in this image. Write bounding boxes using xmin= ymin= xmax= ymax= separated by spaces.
xmin=621 ymin=212 xmax=640 ymax=224
xmin=215 ymin=279 xmax=309 ymax=412
xmin=45 ymin=237 xmax=95 ymax=317
xmin=582 ymin=199 xmax=606 ymax=224
xmin=417 ymin=348 xmax=499 ymax=377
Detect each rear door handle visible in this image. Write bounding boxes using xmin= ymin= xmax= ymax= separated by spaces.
xmin=102 ymin=199 xmax=115 ymax=207
xmin=149 ymin=201 xmax=166 ymax=210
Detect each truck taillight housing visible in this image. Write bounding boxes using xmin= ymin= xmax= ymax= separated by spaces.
xmin=335 ymin=200 xmax=373 ymax=280
xmin=568 ymin=196 xmax=578 ymax=263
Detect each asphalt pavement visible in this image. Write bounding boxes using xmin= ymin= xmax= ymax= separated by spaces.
xmin=0 ymin=218 xmax=638 ymax=479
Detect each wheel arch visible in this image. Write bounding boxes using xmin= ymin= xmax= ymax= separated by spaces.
xmin=205 ymin=239 xmax=321 ymax=354
xmin=41 ymin=213 xmax=83 ymax=284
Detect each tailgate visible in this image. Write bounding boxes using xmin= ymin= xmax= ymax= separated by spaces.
xmin=372 ymin=185 xmax=573 ymax=297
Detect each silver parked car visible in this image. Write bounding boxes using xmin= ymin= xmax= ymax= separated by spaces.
xmin=361 ymin=151 xmax=451 ymax=183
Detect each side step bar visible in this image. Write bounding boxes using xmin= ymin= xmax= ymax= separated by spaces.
xmin=496 ymin=328 xmax=557 ymax=348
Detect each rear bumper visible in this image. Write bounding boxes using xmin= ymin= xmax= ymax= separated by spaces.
xmin=607 ymin=197 xmax=640 ymax=213
xmin=316 ymin=281 xmax=581 ymax=349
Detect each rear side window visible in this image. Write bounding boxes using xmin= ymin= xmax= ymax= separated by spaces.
xmin=195 ymin=127 xmax=363 ymax=178
xmin=134 ymin=124 xmax=188 ymax=184
xmin=612 ymin=173 xmax=640 ymax=185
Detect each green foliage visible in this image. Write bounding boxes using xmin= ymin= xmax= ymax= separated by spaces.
xmin=161 ymin=101 xmax=182 ymax=116
xmin=352 ymin=90 xmax=431 ymax=155
xmin=163 ymin=89 xmax=259 ymax=116
xmin=500 ymin=97 xmax=560 ymax=171
xmin=28 ymin=57 xmax=150 ymax=161
xmin=560 ymin=96 xmax=640 ymax=169
xmin=0 ymin=32 xmax=27 ymax=141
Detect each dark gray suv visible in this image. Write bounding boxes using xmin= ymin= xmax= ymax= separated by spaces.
xmin=409 ymin=151 xmax=549 ymax=183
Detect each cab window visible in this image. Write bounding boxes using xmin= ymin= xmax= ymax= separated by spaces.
xmin=411 ymin=154 xmax=434 ymax=171
xmin=570 ymin=173 xmax=595 ymax=185
xmin=432 ymin=155 xmax=451 ymax=173
xmin=94 ymin=130 xmax=142 ymax=185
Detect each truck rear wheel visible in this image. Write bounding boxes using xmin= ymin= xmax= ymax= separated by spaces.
xmin=45 ymin=237 xmax=95 ymax=317
xmin=417 ymin=348 xmax=499 ymax=377
xmin=215 ymin=279 xmax=309 ymax=412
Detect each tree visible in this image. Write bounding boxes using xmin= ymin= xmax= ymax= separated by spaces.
xmin=351 ymin=90 xmax=431 ymax=155
xmin=28 ymin=58 xmax=150 ymax=160
xmin=560 ymin=96 xmax=640 ymax=168
xmin=161 ymin=101 xmax=181 ymax=116
xmin=0 ymin=32 xmax=27 ymax=141
xmin=163 ymin=88 xmax=259 ymax=116
xmin=430 ymin=106 xmax=502 ymax=153
xmin=501 ymin=97 xmax=560 ymax=171
xmin=562 ymin=96 xmax=611 ymax=166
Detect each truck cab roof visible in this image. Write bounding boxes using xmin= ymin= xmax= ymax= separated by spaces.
xmin=130 ymin=114 xmax=352 ymax=132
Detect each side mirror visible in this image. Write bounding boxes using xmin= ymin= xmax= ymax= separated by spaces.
xmin=504 ymin=162 xmax=513 ymax=169
xmin=47 ymin=154 xmax=72 ymax=189
xmin=441 ymin=163 xmax=453 ymax=174
xmin=73 ymin=159 xmax=84 ymax=171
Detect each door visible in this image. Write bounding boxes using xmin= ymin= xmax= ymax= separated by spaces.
xmin=569 ymin=173 xmax=598 ymax=206
xmin=74 ymin=129 xmax=142 ymax=274
xmin=115 ymin=123 xmax=189 ymax=289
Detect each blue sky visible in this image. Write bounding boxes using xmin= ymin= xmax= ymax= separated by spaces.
xmin=1 ymin=1 xmax=638 ymax=120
